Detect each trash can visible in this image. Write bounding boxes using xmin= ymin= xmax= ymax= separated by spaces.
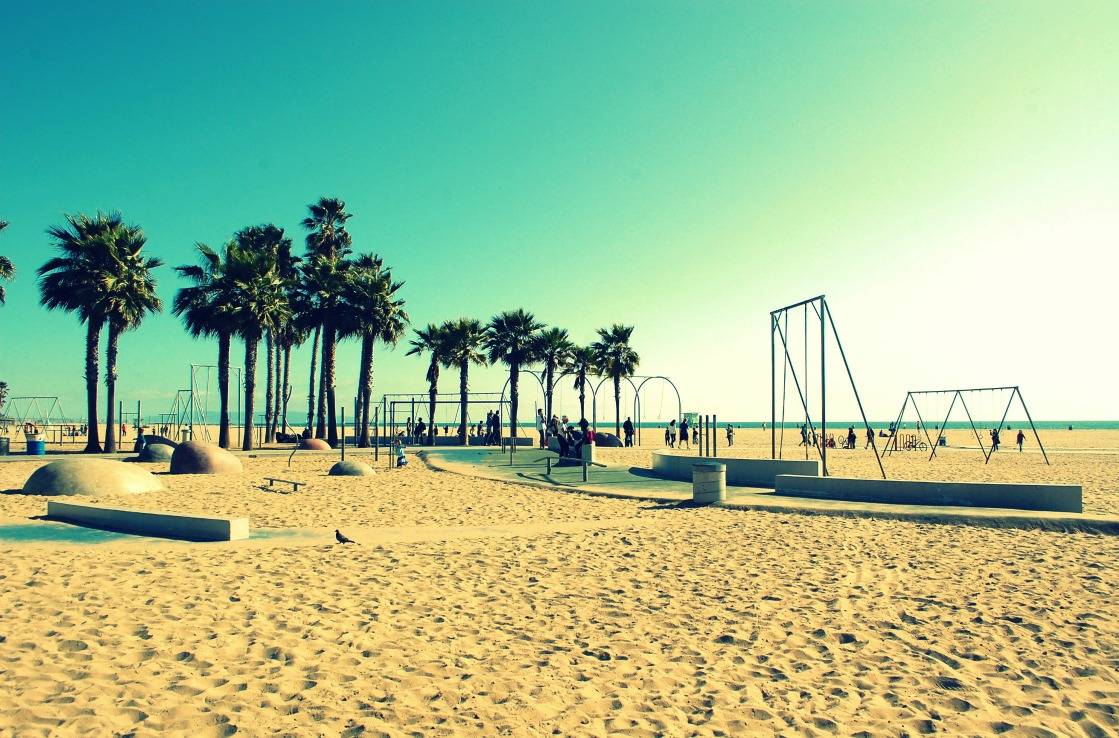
xmin=692 ymin=462 xmax=726 ymax=504
xmin=26 ymin=439 xmax=46 ymax=455
xmin=0 ymin=437 xmax=10 ymax=456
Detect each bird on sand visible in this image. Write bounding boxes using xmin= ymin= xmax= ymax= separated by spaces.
xmin=335 ymin=529 xmax=356 ymax=544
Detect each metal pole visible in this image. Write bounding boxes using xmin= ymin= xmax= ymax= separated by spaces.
xmin=374 ymin=406 xmax=379 ymax=461
xmin=118 ymin=400 xmax=123 ymax=451
xmin=137 ymin=400 xmax=141 ymax=440
xmin=985 ymin=390 xmax=1017 ymax=465
xmin=956 ymin=394 xmax=989 ymax=461
xmin=823 ymin=302 xmax=885 ymax=478
xmin=928 ymin=392 xmax=958 ymax=461
xmin=770 ymin=313 xmax=776 ymax=459
xmin=1016 ymin=387 xmax=1050 ymax=465
xmin=341 ymin=407 xmax=346 ymax=461
xmin=820 ymin=298 xmax=826 ymax=477
xmin=713 ymin=414 xmax=717 ymax=458
xmin=909 ymin=399 xmax=938 ymax=454
xmin=773 ymin=317 xmax=821 ymax=465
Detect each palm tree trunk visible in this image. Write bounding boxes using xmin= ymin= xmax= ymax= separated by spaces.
xmin=545 ymin=361 xmax=554 ymax=420
xmin=217 ymin=331 xmax=231 ymax=448
xmin=324 ymin=322 xmax=338 ymax=446
xmin=307 ymin=325 xmax=320 ymax=437
xmin=104 ymin=322 xmax=119 ymax=454
xmin=281 ymin=343 xmax=292 ymax=437
xmin=427 ymin=361 xmax=438 ymax=446
xmin=458 ymin=359 xmax=469 ymax=445
xmin=83 ymin=319 xmax=103 ymax=453
xmin=358 ymin=334 xmax=373 ymax=447
xmin=243 ymin=336 xmax=258 ymax=451
xmin=271 ymin=339 xmax=282 ymax=441
xmin=264 ymin=332 xmax=275 ymax=445
xmin=509 ymin=363 xmax=519 ymax=445
xmin=578 ymin=374 xmax=586 ymax=423
xmin=614 ymin=375 xmax=622 ymax=438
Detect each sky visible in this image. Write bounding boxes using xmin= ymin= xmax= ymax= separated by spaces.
xmin=1 ymin=0 xmax=1117 ymax=427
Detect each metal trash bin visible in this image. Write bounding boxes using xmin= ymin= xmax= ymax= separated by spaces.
xmin=692 ymin=462 xmax=726 ymax=504
xmin=26 ymin=437 xmax=46 ymax=455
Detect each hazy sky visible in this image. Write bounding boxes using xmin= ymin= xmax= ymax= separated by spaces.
xmin=1 ymin=0 xmax=1116 ymax=426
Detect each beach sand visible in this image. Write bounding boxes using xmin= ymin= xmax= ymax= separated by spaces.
xmin=0 ymin=437 xmax=1116 ymax=736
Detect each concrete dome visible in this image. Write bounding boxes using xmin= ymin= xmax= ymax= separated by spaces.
xmin=595 ymin=433 xmax=623 ymax=448
xmin=328 ymin=460 xmax=375 ymax=477
xmin=300 ymin=438 xmax=332 ymax=450
xmin=169 ymin=441 xmax=243 ymax=475
xmin=23 ymin=458 xmax=164 ymax=496
xmin=137 ymin=443 xmax=175 ymax=462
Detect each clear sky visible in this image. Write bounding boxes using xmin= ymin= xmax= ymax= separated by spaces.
xmin=1 ymin=0 xmax=1117 ymax=426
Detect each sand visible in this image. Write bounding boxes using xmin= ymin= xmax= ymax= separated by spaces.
xmin=0 ymin=436 xmax=1116 ymax=736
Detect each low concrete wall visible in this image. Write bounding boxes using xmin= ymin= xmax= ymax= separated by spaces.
xmin=651 ymin=451 xmax=819 ymax=488
xmin=46 ymin=500 xmax=250 ymax=541
xmin=774 ymin=475 xmax=1083 ymax=513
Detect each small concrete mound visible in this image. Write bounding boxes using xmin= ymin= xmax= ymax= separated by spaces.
xmin=300 ymin=438 xmax=332 ymax=450
xmin=137 ymin=443 xmax=175 ymax=462
xmin=23 ymin=459 xmax=164 ymax=496
xmin=328 ymin=460 xmax=375 ymax=477
xmin=169 ymin=441 xmax=243 ymax=475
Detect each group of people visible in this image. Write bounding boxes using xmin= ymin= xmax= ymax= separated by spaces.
xmin=536 ymin=410 xmax=595 ymax=458
xmin=662 ymin=418 xmax=736 ymax=448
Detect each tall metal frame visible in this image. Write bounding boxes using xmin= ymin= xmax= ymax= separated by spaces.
xmin=770 ymin=295 xmax=884 ymax=479
xmin=630 ymin=375 xmax=682 ymax=445
xmin=380 ymin=391 xmax=508 ymax=447
xmin=884 ymin=386 xmax=1049 ymax=465
xmin=187 ymin=364 xmax=242 ymax=443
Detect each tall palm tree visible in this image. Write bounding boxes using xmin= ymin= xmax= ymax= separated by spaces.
xmin=407 ymin=323 xmax=448 ymax=446
xmin=174 ymin=242 xmax=236 ymax=448
xmin=591 ymin=324 xmax=640 ymax=438
xmin=484 ymin=310 xmax=543 ymax=445
xmin=441 ymin=318 xmax=487 ymax=445
xmin=39 ymin=213 xmax=128 ymax=453
xmin=302 ymin=197 xmax=352 ymax=446
xmin=338 ymin=254 xmax=408 ymax=447
xmin=532 ymin=327 xmax=574 ymax=421
xmin=100 ymin=222 xmax=162 ymax=453
xmin=0 ymin=221 xmax=13 ymax=307
xmin=570 ymin=345 xmax=598 ymax=423
xmin=227 ymin=235 xmax=291 ymax=450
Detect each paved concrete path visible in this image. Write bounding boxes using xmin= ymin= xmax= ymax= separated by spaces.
xmin=421 ymin=448 xmax=1119 ymax=535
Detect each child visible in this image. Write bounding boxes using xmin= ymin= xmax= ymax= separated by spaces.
xmin=393 ymin=439 xmax=408 ymax=468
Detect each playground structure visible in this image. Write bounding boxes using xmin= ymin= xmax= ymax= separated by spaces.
xmin=0 ymin=396 xmax=81 ymax=445
xmin=884 ymin=386 xmax=1049 ymax=465
xmin=379 ymin=391 xmax=511 ymax=447
xmin=155 ymin=364 xmax=244 ymax=444
xmin=770 ymin=295 xmax=884 ymax=478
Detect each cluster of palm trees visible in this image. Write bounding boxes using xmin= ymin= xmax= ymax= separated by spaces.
xmin=405 ymin=316 xmax=640 ymax=445
xmin=173 ymin=198 xmax=407 ymax=450
xmin=14 ymin=199 xmax=641 ymax=455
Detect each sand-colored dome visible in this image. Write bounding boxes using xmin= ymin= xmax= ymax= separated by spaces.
xmin=300 ymin=438 xmax=332 ymax=450
xmin=328 ymin=460 xmax=375 ymax=476
xmin=169 ymin=441 xmax=243 ymax=474
xmin=22 ymin=458 xmax=164 ymax=496
xmin=137 ymin=443 xmax=175 ymax=462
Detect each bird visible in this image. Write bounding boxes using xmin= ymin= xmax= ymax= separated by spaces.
xmin=335 ymin=529 xmax=356 ymax=544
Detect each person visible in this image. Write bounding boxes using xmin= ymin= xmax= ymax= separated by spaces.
xmin=573 ymin=418 xmax=593 ymax=457
xmin=414 ymin=417 xmax=427 ymax=445
xmin=726 ymin=424 xmax=734 ymax=446
xmin=536 ymin=409 xmax=547 ymax=449
xmin=668 ymin=419 xmax=677 ymax=448
xmin=990 ymin=428 xmax=1001 ymax=452
xmin=121 ymin=423 xmax=129 ymax=438
xmin=664 ymin=424 xmax=671 ymax=447
xmin=692 ymin=425 xmax=699 ymax=446
xmin=1017 ymin=429 xmax=1025 ymax=452
xmin=406 ymin=417 xmax=413 ymax=440
xmin=443 ymin=425 xmax=449 ymax=436
xmin=622 ymin=417 xmax=635 ymax=447
xmin=393 ymin=438 xmax=408 ymax=468
xmin=483 ymin=412 xmax=493 ymax=444
xmin=679 ymin=417 xmax=690 ymax=449
xmin=865 ymin=426 xmax=874 ymax=449
xmin=799 ymin=424 xmax=808 ymax=446
xmin=846 ymin=426 xmax=856 ymax=450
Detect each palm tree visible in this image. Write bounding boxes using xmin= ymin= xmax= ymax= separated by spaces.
xmin=39 ymin=213 xmax=128 ymax=453
xmin=227 ymin=235 xmax=291 ymax=451
xmin=532 ymin=327 xmax=574 ymax=422
xmin=174 ymin=242 xmax=236 ymax=448
xmin=407 ymin=323 xmax=448 ymax=446
xmin=338 ymin=254 xmax=408 ymax=447
xmin=0 ymin=221 xmax=13 ymax=306
xmin=591 ymin=324 xmax=640 ymax=438
xmin=570 ymin=345 xmax=598 ymax=423
xmin=302 ymin=197 xmax=352 ymax=446
xmin=441 ymin=318 xmax=487 ymax=445
xmin=100 ymin=222 xmax=162 ymax=452
xmin=484 ymin=310 xmax=543 ymax=445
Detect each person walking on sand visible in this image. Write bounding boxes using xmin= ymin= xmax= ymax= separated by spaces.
xmin=679 ymin=417 xmax=690 ymax=449
xmin=726 ymin=424 xmax=735 ymax=446
xmin=623 ymin=417 xmax=634 ymax=447
xmin=799 ymin=423 xmax=808 ymax=446
xmin=990 ymin=428 xmax=1000 ymax=452
xmin=846 ymin=426 xmax=856 ymax=450
xmin=865 ymin=426 xmax=875 ymax=449
xmin=1016 ymin=429 xmax=1025 ymax=452
xmin=667 ymin=419 xmax=677 ymax=448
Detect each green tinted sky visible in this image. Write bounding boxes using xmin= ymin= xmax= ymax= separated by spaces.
xmin=1 ymin=1 xmax=1116 ymax=423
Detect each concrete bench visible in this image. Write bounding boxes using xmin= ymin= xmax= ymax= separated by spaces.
xmin=651 ymin=451 xmax=819 ymax=487
xmin=46 ymin=500 xmax=250 ymax=541
xmin=774 ymin=475 xmax=1082 ymax=514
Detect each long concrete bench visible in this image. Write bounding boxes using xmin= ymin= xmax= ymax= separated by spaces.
xmin=774 ymin=475 xmax=1082 ymax=513
xmin=651 ymin=450 xmax=819 ymax=487
xmin=46 ymin=500 xmax=250 ymax=541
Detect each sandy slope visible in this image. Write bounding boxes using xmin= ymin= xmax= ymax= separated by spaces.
xmin=0 ymin=450 xmax=1116 ymax=737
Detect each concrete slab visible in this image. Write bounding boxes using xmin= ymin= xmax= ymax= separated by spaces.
xmin=46 ymin=500 xmax=250 ymax=541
